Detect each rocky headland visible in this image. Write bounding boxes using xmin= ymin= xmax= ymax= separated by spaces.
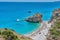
xmin=51 ymin=8 xmax=60 ymax=21
xmin=47 ymin=8 xmax=60 ymax=40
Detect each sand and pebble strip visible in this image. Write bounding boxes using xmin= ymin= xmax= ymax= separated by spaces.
xmin=24 ymin=21 xmax=52 ymax=40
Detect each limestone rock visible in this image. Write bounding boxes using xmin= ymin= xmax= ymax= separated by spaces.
xmin=25 ymin=13 xmax=42 ymax=23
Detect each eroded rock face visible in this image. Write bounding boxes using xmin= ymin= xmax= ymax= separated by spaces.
xmin=49 ymin=8 xmax=60 ymax=23
xmin=52 ymin=8 xmax=60 ymax=19
xmin=47 ymin=8 xmax=60 ymax=40
xmin=25 ymin=13 xmax=42 ymax=23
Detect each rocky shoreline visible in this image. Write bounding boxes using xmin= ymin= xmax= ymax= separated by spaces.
xmin=47 ymin=8 xmax=60 ymax=40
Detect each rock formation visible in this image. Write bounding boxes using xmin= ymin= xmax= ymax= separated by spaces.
xmin=25 ymin=13 xmax=42 ymax=23
xmin=47 ymin=8 xmax=60 ymax=40
xmin=49 ymin=8 xmax=60 ymax=23
xmin=52 ymin=8 xmax=60 ymax=19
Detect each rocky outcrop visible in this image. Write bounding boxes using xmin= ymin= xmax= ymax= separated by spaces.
xmin=47 ymin=8 xmax=60 ymax=40
xmin=49 ymin=8 xmax=60 ymax=23
xmin=53 ymin=8 xmax=60 ymax=18
xmin=25 ymin=13 xmax=42 ymax=23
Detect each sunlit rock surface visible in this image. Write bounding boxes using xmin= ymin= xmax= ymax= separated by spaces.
xmin=47 ymin=8 xmax=60 ymax=40
xmin=25 ymin=13 xmax=42 ymax=23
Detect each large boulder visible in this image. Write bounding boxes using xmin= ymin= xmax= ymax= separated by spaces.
xmin=25 ymin=13 xmax=42 ymax=23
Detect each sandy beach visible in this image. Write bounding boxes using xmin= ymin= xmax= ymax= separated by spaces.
xmin=25 ymin=21 xmax=52 ymax=40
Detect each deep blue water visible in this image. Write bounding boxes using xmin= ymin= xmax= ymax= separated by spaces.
xmin=0 ymin=2 xmax=60 ymax=35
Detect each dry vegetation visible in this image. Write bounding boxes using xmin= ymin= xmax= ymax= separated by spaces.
xmin=0 ymin=28 xmax=32 ymax=40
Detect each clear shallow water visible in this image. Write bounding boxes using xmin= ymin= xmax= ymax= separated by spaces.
xmin=0 ymin=2 xmax=60 ymax=34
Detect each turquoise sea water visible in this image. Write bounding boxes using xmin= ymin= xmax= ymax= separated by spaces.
xmin=0 ymin=2 xmax=60 ymax=35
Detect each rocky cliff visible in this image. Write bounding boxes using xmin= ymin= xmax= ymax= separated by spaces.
xmin=49 ymin=8 xmax=60 ymax=23
xmin=47 ymin=8 xmax=60 ymax=40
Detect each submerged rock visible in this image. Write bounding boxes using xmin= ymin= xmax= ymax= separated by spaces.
xmin=25 ymin=13 xmax=42 ymax=23
xmin=28 ymin=11 xmax=32 ymax=13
